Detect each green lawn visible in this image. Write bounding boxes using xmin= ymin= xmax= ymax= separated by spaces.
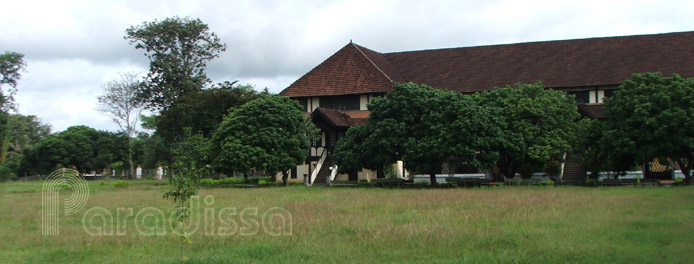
xmin=1 ymin=180 xmax=693 ymax=263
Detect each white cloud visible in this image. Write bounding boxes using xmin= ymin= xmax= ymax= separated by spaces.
xmin=3 ymin=0 xmax=694 ymax=132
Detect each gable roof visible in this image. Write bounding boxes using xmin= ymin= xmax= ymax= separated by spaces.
xmin=280 ymin=31 xmax=694 ymax=97
xmin=280 ymin=43 xmax=397 ymax=97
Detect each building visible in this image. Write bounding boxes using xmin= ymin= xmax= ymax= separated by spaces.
xmin=279 ymin=31 xmax=694 ymax=184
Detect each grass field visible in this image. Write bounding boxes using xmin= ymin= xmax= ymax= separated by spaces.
xmin=1 ymin=180 xmax=693 ymax=263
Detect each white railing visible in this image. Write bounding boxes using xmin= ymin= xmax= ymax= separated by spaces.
xmin=309 ymin=149 xmax=327 ymax=186
xmin=328 ymin=164 xmax=338 ymax=185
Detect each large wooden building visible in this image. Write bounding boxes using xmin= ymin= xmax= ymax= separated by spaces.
xmin=279 ymin=31 xmax=694 ymax=185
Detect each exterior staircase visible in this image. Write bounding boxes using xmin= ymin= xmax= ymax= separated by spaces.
xmin=562 ymin=156 xmax=587 ymax=186
xmin=313 ymin=157 xmax=335 ymax=185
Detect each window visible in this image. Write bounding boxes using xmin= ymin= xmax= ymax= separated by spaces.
xmin=567 ymin=91 xmax=590 ymax=104
xmin=297 ymin=98 xmax=309 ymax=112
xmin=320 ymin=95 xmax=360 ymax=111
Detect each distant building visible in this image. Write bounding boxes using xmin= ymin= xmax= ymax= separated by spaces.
xmin=279 ymin=31 xmax=694 ymax=184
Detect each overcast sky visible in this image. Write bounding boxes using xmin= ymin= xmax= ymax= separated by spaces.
xmin=2 ymin=0 xmax=693 ymax=133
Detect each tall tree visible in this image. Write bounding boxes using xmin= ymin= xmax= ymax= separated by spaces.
xmin=125 ymin=17 xmax=226 ymax=110
xmin=0 ymin=51 xmax=27 ymax=167
xmin=475 ymin=82 xmax=579 ymax=180
xmin=97 ymin=72 xmax=144 ymax=178
xmin=155 ymin=83 xmax=257 ymax=142
xmin=0 ymin=51 xmax=26 ymax=109
xmin=334 ymin=83 xmax=500 ymax=185
xmin=211 ymin=94 xmax=309 ymax=185
xmin=604 ymin=72 xmax=694 ymax=184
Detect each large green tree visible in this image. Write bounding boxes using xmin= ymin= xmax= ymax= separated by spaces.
xmin=156 ymin=83 xmax=258 ymax=142
xmin=125 ymin=16 xmax=226 ymax=110
xmin=604 ymin=72 xmax=694 ymax=183
xmin=573 ymin=118 xmax=636 ymax=183
xmin=211 ymin=94 xmax=309 ymax=185
xmin=475 ymin=82 xmax=579 ymax=180
xmin=335 ymin=83 xmax=500 ymax=185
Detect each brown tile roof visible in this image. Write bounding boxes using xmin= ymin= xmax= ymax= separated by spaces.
xmin=343 ymin=110 xmax=370 ymax=125
xmin=280 ymin=31 xmax=694 ymax=97
xmin=578 ymin=104 xmax=606 ymax=120
xmin=311 ymin=108 xmax=369 ymax=128
xmin=280 ymin=43 xmax=395 ymax=97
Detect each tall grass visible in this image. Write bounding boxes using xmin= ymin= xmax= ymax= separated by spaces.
xmin=1 ymin=181 xmax=692 ymax=263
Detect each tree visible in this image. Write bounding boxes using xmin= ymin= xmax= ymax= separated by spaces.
xmin=125 ymin=16 xmax=226 ymax=110
xmin=0 ymin=52 xmax=28 ymax=171
xmin=97 ymin=72 xmax=144 ymax=178
xmin=20 ymin=126 xmax=128 ymax=176
xmin=0 ymin=51 xmax=26 ymax=109
xmin=334 ymin=83 xmax=500 ymax=185
xmin=155 ymin=83 xmax=258 ymax=142
xmin=573 ymin=118 xmax=636 ymax=184
xmin=5 ymin=114 xmax=51 ymax=157
xmin=604 ymin=72 xmax=694 ymax=184
xmin=211 ymin=94 xmax=309 ymax=185
xmin=0 ymin=114 xmax=51 ymax=176
xmin=475 ymin=82 xmax=579 ymax=180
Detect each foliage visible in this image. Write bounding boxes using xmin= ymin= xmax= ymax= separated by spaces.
xmin=474 ymin=82 xmax=579 ymax=180
xmin=156 ymin=83 xmax=258 ymax=142
xmin=20 ymin=126 xmax=128 ymax=175
xmin=211 ymin=94 xmax=309 ymax=185
xmin=112 ymin=180 xmax=130 ymax=188
xmin=335 ymin=82 xmax=500 ymax=185
xmin=604 ymin=72 xmax=694 ymax=184
xmin=573 ymin=118 xmax=635 ymax=180
xmin=4 ymin=114 xmax=51 ymax=159
xmin=125 ymin=16 xmax=226 ymax=111
xmin=334 ymin=124 xmax=392 ymax=174
xmin=536 ymin=180 xmax=555 ymax=186
xmin=0 ymin=166 xmax=15 ymax=182
xmin=164 ymin=139 xmax=207 ymax=263
xmin=674 ymin=178 xmax=684 ymax=186
xmin=199 ymin=177 xmax=244 ymax=187
xmin=131 ymin=133 xmax=170 ymax=169
xmin=172 ymin=130 xmax=211 ymax=173
xmin=0 ymin=51 xmax=26 ymax=109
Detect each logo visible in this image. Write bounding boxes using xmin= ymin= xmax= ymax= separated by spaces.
xmin=42 ymin=168 xmax=90 ymax=235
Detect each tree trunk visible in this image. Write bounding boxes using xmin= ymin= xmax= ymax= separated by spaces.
xmin=128 ymin=137 xmax=134 ymax=179
xmin=282 ymin=170 xmax=289 ymax=186
xmin=429 ymin=171 xmax=438 ymax=187
xmin=677 ymin=159 xmax=692 ymax=185
xmin=243 ymin=172 xmax=249 ymax=183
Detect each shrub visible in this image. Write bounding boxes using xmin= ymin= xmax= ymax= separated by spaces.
xmin=536 ymin=180 xmax=555 ymax=186
xmin=199 ymin=177 xmax=245 ymax=187
xmin=674 ymin=178 xmax=684 ymax=186
xmin=113 ymin=180 xmax=130 ymax=188
xmin=0 ymin=166 xmax=16 ymax=182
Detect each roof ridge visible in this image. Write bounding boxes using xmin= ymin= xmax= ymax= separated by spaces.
xmin=351 ymin=43 xmax=395 ymax=83
xmin=384 ymin=30 xmax=694 ymax=55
